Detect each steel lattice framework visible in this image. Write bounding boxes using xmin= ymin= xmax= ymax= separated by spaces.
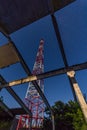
xmin=16 ymin=39 xmax=44 ymax=129
xmin=1 ymin=0 xmax=87 ymax=129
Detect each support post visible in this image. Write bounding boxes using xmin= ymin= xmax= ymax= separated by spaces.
xmin=51 ymin=112 xmax=55 ymax=130
xmin=67 ymin=71 xmax=87 ymax=122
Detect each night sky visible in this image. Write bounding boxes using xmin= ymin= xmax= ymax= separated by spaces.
xmin=0 ymin=0 xmax=87 ymax=108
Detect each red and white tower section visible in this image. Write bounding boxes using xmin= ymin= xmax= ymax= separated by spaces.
xmin=16 ymin=39 xmax=45 ymax=130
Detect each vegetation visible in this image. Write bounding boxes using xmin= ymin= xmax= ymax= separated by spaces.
xmin=0 ymin=120 xmax=11 ymax=129
xmin=0 ymin=96 xmax=12 ymax=129
xmin=43 ymin=100 xmax=87 ymax=130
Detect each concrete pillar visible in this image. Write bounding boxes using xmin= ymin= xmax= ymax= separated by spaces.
xmin=67 ymin=71 xmax=87 ymax=122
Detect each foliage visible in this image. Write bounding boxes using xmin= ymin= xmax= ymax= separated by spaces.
xmin=43 ymin=100 xmax=87 ymax=130
xmin=0 ymin=96 xmax=12 ymax=129
xmin=0 ymin=120 xmax=11 ymax=129
xmin=0 ymin=96 xmax=3 ymax=102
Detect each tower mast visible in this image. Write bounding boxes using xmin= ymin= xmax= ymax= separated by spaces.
xmin=16 ymin=39 xmax=45 ymax=130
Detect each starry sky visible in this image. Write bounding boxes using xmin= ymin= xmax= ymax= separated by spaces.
xmin=0 ymin=0 xmax=87 ymax=108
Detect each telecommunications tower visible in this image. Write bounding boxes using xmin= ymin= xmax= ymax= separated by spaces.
xmin=16 ymin=39 xmax=45 ymax=130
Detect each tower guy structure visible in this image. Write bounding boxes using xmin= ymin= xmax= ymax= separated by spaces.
xmin=16 ymin=39 xmax=45 ymax=130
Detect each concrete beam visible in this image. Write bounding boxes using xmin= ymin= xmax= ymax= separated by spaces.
xmin=67 ymin=71 xmax=87 ymax=122
xmin=0 ymin=62 xmax=87 ymax=88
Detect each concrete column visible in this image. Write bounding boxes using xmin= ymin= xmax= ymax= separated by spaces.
xmin=67 ymin=71 xmax=87 ymax=122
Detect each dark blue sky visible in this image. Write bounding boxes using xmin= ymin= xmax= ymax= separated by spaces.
xmin=0 ymin=0 xmax=87 ymax=108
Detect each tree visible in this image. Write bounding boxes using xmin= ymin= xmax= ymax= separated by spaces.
xmin=43 ymin=100 xmax=87 ymax=130
xmin=0 ymin=96 xmax=12 ymax=129
xmin=0 ymin=96 xmax=3 ymax=102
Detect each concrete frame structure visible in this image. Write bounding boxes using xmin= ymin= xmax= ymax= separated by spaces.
xmin=0 ymin=0 xmax=87 ymax=129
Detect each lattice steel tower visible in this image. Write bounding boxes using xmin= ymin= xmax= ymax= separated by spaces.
xmin=16 ymin=39 xmax=44 ymax=130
